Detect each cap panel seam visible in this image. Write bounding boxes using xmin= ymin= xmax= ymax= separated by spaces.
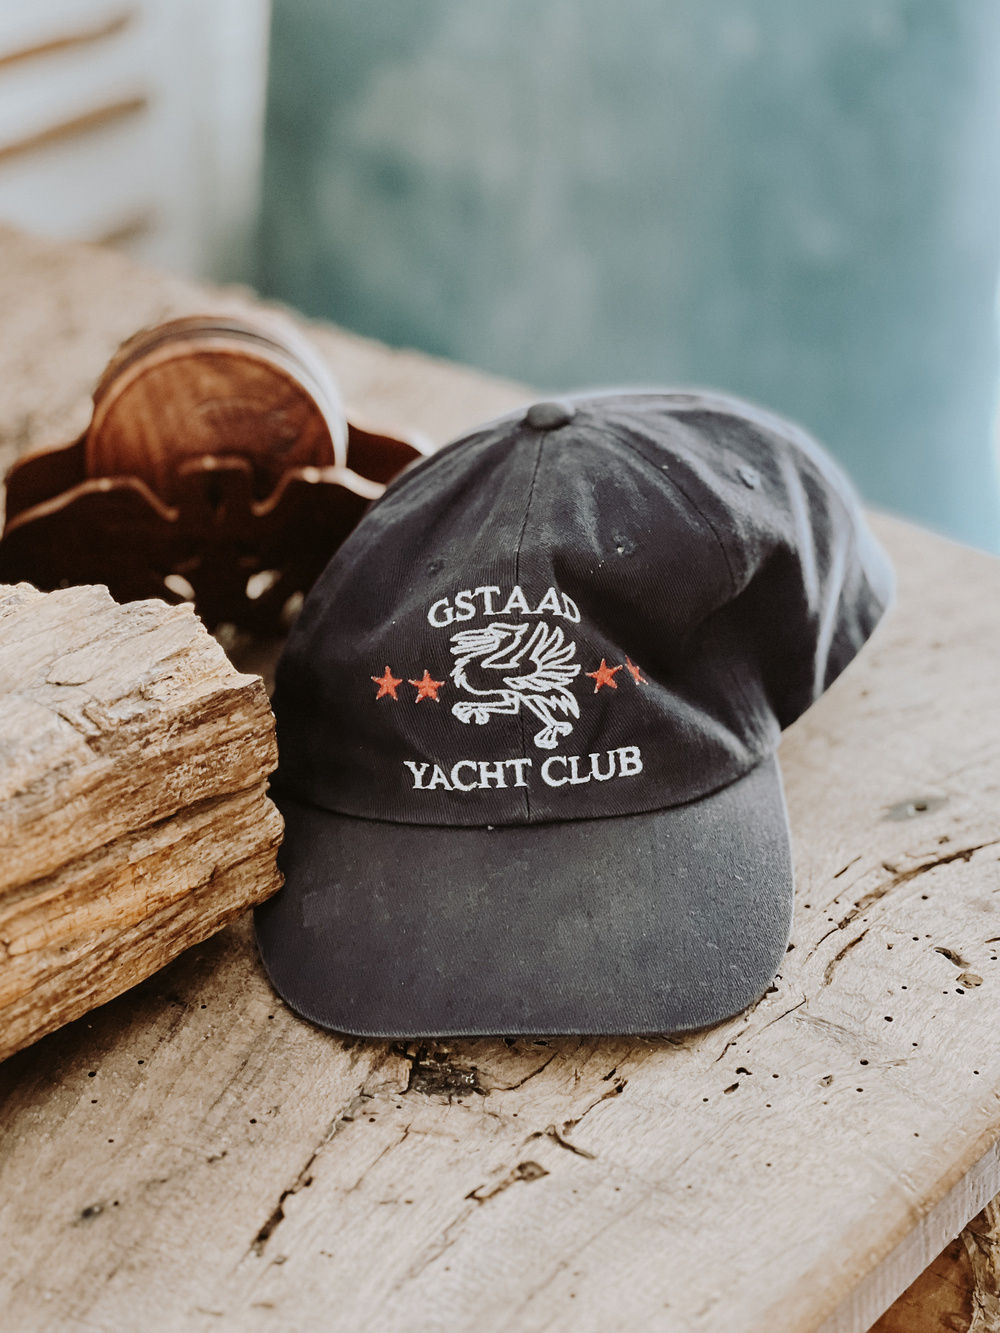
xmin=614 ymin=426 xmax=770 ymax=728
xmin=512 ymin=434 xmax=544 ymax=821
xmin=615 ymin=429 xmax=739 ymax=598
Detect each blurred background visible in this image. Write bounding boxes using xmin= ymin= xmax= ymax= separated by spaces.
xmin=3 ymin=0 xmax=1000 ymax=549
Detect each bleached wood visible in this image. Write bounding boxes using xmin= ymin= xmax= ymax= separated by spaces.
xmin=0 ymin=226 xmax=998 ymax=1332
xmin=0 ymin=579 xmax=282 ymax=1063
xmin=826 ymin=1143 xmax=1000 ymax=1333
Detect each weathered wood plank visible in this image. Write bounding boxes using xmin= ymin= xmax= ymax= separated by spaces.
xmin=1 ymin=503 xmax=998 ymax=1333
xmin=1 ymin=226 xmax=999 ymax=1332
xmin=0 ymin=580 xmax=283 ymax=1063
xmin=872 ymin=1196 xmax=1000 ymax=1333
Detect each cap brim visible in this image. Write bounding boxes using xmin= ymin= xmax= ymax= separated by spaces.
xmin=255 ymin=756 xmax=793 ymax=1038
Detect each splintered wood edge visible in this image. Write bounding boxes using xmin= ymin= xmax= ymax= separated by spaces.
xmin=0 ymin=578 xmax=284 ymax=1061
xmin=0 ymin=787 xmax=283 ymax=1065
xmin=0 ymin=781 xmax=283 ymax=1004
xmin=0 ymin=581 xmax=279 ymax=893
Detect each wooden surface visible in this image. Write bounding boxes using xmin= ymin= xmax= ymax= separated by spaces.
xmin=1 ymin=227 xmax=1000 ymax=1331
xmin=0 ymin=579 xmax=283 ymax=1064
xmin=872 ymin=1198 xmax=1000 ymax=1333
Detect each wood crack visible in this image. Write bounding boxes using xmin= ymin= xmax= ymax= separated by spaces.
xmin=246 ymin=1088 xmax=376 ymax=1258
xmin=757 ymin=998 xmax=807 ymax=1033
xmin=524 ymin=1124 xmax=596 ymax=1160
xmin=563 ymin=1078 xmax=627 ymax=1132
xmin=465 ymin=1160 xmax=549 ymax=1204
xmin=345 ymin=1127 xmax=410 ymax=1194
xmin=807 ymin=840 xmax=1000 ymax=962
xmin=491 ymin=1049 xmax=560 ymax=1091
xmin=823 ymin=929 xmax=869 ymax=986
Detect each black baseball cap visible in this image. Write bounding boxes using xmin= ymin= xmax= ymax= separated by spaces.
xmin=256 ymin=391 xmax=892 ymax=1037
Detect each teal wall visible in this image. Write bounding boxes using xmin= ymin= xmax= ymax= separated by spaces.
xmin=260 ymin=1 xmax=1000 ymax=549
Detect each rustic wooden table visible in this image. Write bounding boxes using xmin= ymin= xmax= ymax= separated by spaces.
xmin=1 ymin=228 xmax=999 ymax=1333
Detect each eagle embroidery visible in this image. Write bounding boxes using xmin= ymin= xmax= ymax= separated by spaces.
xmin=449 ymin=620 xmax=581 ymax=750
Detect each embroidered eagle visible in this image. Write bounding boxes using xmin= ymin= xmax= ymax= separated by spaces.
xmin=449 ymin=620 xmax=581 ymax=749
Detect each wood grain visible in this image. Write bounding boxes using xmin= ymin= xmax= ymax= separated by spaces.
xmin=872 ymin=1197 xmax=1000 ymax=1333
xmin=0 ymin=580 xmax=283 ymax=1064
xmin=0 ymin=225 xmax=999 ymax=1332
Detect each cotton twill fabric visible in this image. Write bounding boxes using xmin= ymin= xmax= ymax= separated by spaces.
xmin=258 ymin=389 xmax=892 ymax=1037
xmin=255 ymin=756 xmax=793 ymax=1037
xmin=271 ymin=392 xmax=893 ymax=829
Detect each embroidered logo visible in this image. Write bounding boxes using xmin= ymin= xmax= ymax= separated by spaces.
xmin=624 ymin=656 xmax=646 ymax=684
xmin=449 ymin=620 xmax=581 ymax=750
xmin=409 ymin=669 xmax=445 ymax=701
xmin=586 ymin=658 xmax=621 ymax=692
xmin=375 ymin=584 xmax=650 ymax=789
xmin=371 ymin=665 xmax=402 ymax=700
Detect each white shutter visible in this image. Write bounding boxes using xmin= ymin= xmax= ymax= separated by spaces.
xmin=0 ymin=0 xmax=270 ymax=278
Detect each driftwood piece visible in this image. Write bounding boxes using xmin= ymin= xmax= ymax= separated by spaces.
xmin=0 ymin=227 xmax=998 ymax=1332
xmin=0 ymin=580 xmax=282 ymax=1063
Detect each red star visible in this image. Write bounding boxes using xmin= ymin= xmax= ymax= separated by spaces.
xmin=625 ymin=657 xmax=647 ymax=684
xmin=371 ymin=666 xmax=402 ymax=700
xmin=409 ymin=669 xmax=445 ymax=702
xmin=587 ymin=659 xmax=622 ymax=692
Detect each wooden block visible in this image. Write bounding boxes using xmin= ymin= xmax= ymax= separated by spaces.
xmin=0 ymin=579 xmax=282 ymax=1063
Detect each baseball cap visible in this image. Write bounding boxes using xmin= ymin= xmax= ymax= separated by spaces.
xmin=255 ymin=391 xmax=893 ymax=1037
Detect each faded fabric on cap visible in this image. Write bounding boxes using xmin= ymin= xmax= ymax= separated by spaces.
xmin=256 ymin=390 xmax=893 ymax=1037
xmin=271 ymin=392 xmax=891 ymax=828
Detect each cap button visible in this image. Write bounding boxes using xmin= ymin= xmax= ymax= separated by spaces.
xmin=525 ymin=400 xmax=575 ymax=430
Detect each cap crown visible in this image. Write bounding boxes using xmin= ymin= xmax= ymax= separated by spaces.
xmin=273 ymin=392 xmax=892 ymax=827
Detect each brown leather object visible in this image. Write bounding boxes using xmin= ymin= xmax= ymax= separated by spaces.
xmin=0 ymin=315 xmax=424 ymax=634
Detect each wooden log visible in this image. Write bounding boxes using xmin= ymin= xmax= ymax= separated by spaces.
xmin=0 ymin=579 xmax=282 ymax=1063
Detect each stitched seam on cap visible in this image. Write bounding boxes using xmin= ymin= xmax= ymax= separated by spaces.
xmin=617 ymin=429 xmax=739 ymax=600
xmin=512 ymin=435 xmax=544 ymax=822
xmin=615 ymin=424 xmax=770 ymax=741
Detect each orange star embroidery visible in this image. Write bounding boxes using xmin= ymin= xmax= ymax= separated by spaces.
xmin=625 ymin=657 xmax=647 ymax=684
xmin=587 ymin=659 xmax=622 ymax=692
xmin=372 ymin=666 xmax=402 ymax=700
xmin=409 ymin=669 xmax=445 ymax=702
